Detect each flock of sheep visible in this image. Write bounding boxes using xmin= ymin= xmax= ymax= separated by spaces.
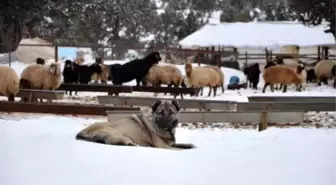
xmin=0 ymin=51 xmax=227 ymax=102
xmin=0 ymin=59 xmax=63 ymax=102
xmin=244 ymin=57 xmax=336 ymax=93
xmin=1 ymin=51 xmax=335 ymax=103
xmin=63 ymin=51 xmax=225 ymax=97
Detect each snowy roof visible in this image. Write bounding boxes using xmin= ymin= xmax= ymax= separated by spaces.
xmin=178 ymin=22 xmax=336 ymax=49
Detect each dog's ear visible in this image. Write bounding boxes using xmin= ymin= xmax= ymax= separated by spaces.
xmin=151 ymin=100 xmax=162 ymax=112
xmin=171 ymin=100 xmax=180 ymax=112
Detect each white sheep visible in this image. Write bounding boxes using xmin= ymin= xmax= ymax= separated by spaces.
xmin=20 ymin=63 xmax=62 ymax=90
xmin=0 ymin=66 xmax=20 ymax=101
xmin=184 ymin=62 xmax=220 ymax=97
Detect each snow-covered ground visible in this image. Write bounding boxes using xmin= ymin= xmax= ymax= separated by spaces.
xmin=0 ymin=116 xmax=335 ymax=185
xmin=1 ymin=58 xmax=336 ymax=185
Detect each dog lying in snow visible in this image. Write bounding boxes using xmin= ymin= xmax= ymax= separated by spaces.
xmin=76 ymin=100 xmax=196 ymax=150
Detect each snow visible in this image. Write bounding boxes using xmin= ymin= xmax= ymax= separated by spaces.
xmin=208 ymin=11 xmax=221 ymax=24
xmin=0 ymin=116 xmax=335 ymax=185
xmin=178 ymin=22 xmax=336 ymax=49
xmin=1 ymin=55 xmax=336 ymax=184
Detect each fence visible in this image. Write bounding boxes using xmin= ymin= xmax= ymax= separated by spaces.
xmin=98 ymin=95 xmax=336 ymax=112
xmin=0 ymin=101 xmax=140 ymax=116
xmin=247 ymin=96 xmax=336 ymax=103
xmin=99 ymin=95 xmax=336 ymax=131
xmin=98 ymin=96 xmax=236 ymax=110
xmin=2 ymin=42 xmax=335 ymax=68
xmin=106 ymin=110 xmax=305 ymax=132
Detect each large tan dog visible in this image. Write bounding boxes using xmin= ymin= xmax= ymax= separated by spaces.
xmin=76 ymin=100 xmax=196 ymax=150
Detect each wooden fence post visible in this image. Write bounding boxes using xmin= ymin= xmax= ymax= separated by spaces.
xmin=245 ymin=51 xmax=247 ymax=67
xmin=55 ymin=45 xmax=59 ymax=62
xmin=258 ymin=111 xmax=268 ymax=131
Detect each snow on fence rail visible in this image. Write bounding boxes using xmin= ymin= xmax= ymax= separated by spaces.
xmin=57 ymin=83 xmax=133 ymax=94
xmin=106 ymin=110 xmax=305 ymax=132
xmin=57 ymin=84 xmax=200 ymax=98
xmin=0 ymin=89 xmax=65 ymax=102
xmin=98 ymin=96 xmax=336 ymax=112
xmin=248 ymin=96 xmax=336 ymax=103
xmin=236 ymin=102 xmax=336 ymax=112
xmin=0 ymin=101 xmax=140 ymax=116
xmin=98 ymin=96 xmax=236 ymax=111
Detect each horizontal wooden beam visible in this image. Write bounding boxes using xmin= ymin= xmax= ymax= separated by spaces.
xmin=132 ymin=86 xmax=200 ymax=95
xmin=236 ymin=102 xmax=336 ymax=112
xmin=248 ymin=96 xmax=336 ymax=103
xmin=97 ymin=96 xmax=236 ymax=111
xmin=57 ymin=83 xmax=133 ymax=93
xmin=0 ymin=102 xmax=140 ymax=116
xmin=57 ymin=84 xmax=200 ymax=96
xmin=106 ymin=110 xmax=305 ymax=124
xmin=16 ymin=89 xmax=65 ymax=100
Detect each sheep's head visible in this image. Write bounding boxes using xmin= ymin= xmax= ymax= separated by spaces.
xmin=48 ymin=63 xmax=61 ymax=76
xmin=296 ymin=64 xmax=305 ymax=74
xmin=293 ymin=74 xmax=304 ymax=85
xmin=275 ymin=57 xmax=284 ymax=65
xmin=64 ymin=60 xmax=74 ymax=70
xmin=90 ymin=63 xmax=103 ymax=74
xmin=265 ymin=61 xmax=276 ymax=69
xmin=185 ymin=62 xmax=193 ymax=74
xmin=95 ymin=58 xmax=103 ymax=64
xmin=145 ymin=51 xmax=161 ymax=64
xmin=298 ymin=61 xmax=306 ymax=69
xmin=36 ymin=58 xmax=45 ymax=65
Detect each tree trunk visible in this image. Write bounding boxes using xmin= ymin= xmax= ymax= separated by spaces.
xmin=0 ymin=17 xmax=23 ymax=53
xmin=327 ymin=17 xmax=336 ymax=39
xmin=112 ymin=16 xmax=123 ymax=60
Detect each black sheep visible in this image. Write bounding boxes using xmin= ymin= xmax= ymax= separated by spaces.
xmin=243 ymin=63 xmax=260 ymax=89
xmin=74 ymin=63 xmax=103 ymax=84
xmin=306 ymin=69 xmax=316 ymax=83
xmin=275 ymin=57 xmax=284 ymax=65
xmin=36 ymin=58 xmax=45 ymax=65
xmin=78 ymin=63 xmax=102 ymax=83
xmin=107 ymin=63 xmax=122 ymax=81
xmin=110 ymin=51 xmax=161 ymax=86
xmin=264 ymin=61 xmax=276 ymax=69
xmin=63 ymin=60 xmax=79 ymax=95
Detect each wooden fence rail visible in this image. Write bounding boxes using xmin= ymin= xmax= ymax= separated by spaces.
xmin=98 ymin=96 xmax=336 ymax=112
xmin=106 ymin=110 xmax=305 ymax=132
xmin=131 ymin=86 xmax=200 ymax=98
xmin=1 ymin=89 xmax=65 ymax=102
xmin=98 ymin=96 xmax=236 ymax=111
xmin=0 ymin=101 xmax=140 ymax=116
xmin=248 ymin=96 xmax=336 ymax=103
xmin=236 ymin=102 xmax=336 ymax=112
xmin=57 ymin=84 xmax=200 ymax=98
xmin=17 ymin=89 xmax=65 ymax=102
xmin=57 ymin=83 xmax=133 ymax=94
